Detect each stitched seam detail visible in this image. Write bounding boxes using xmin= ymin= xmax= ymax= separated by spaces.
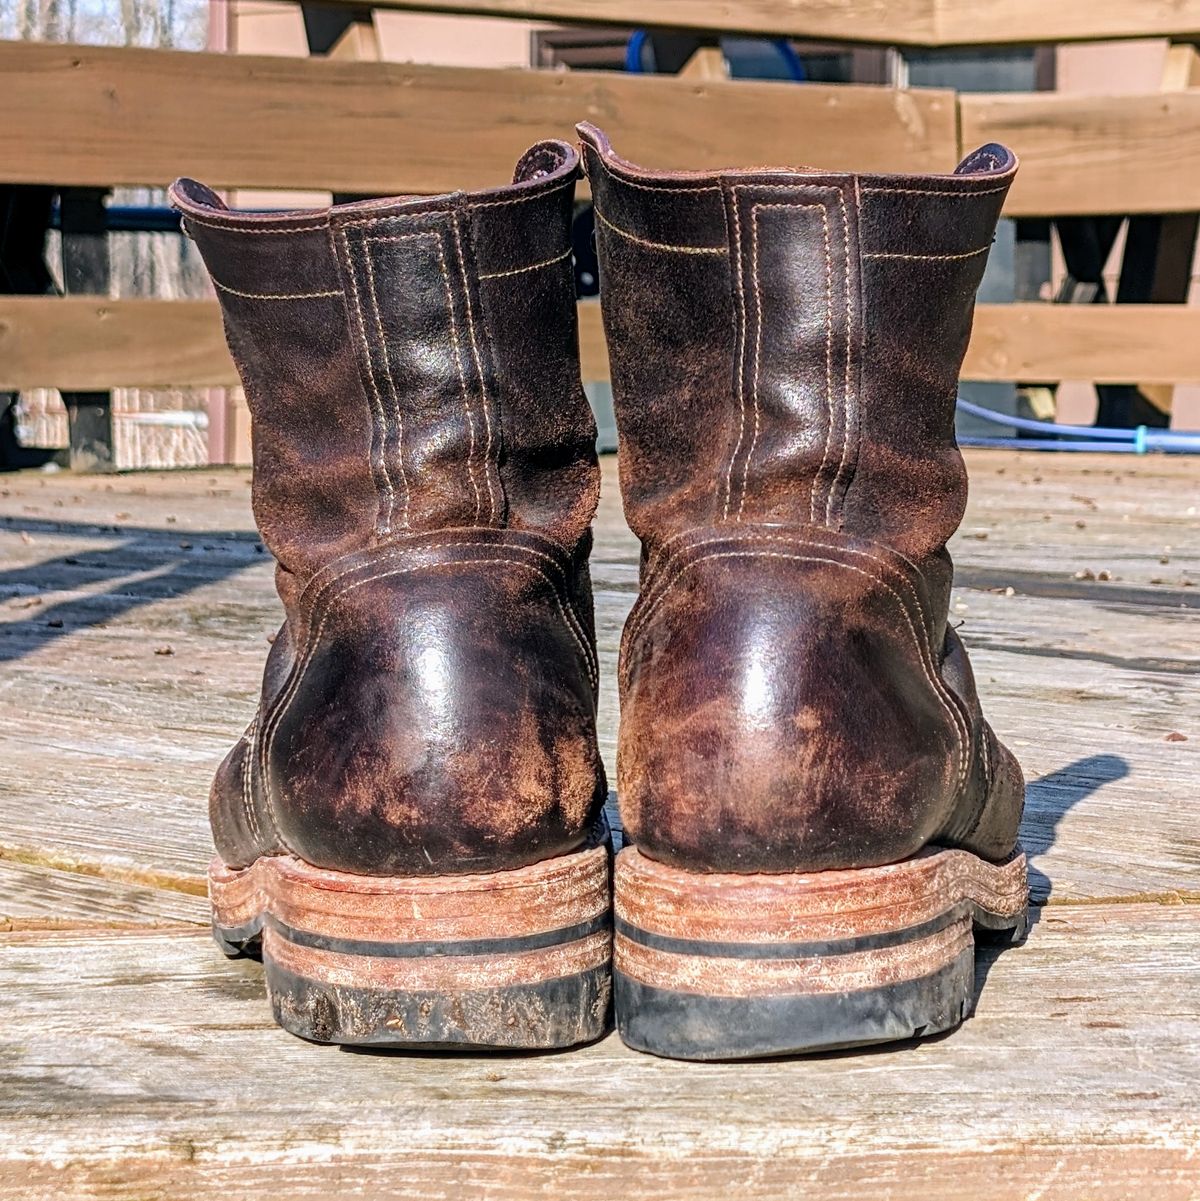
xmin=864 ymin=247 xmax=990 ymax=261
xmin=338 ymin=227 xmax=396 ymax=537
xmin=241 ymin=711 xmax=264 ymax=848
xmin=259 ymin=538 xmax=598 ymax=828
xmin=826 ymin=187 xmax=853 ymax=529
xmin=470 ymin=176 xmax=575 ymax=210
xmin=211 ymin=279 xmax=340 ymax=301
xmin=960 ymin=727 xmax=995 ymax=841
xmin=182 ymin=215 xmax=329 ymax=235
xmin=628 ymin=531 xmax=969 ymax=788
xmin=260 ymin=555 xmax=598 ymax=835
xmin=337 ymin=209 xmax=451 ymax=231
xmin=478 ymin=247 xmax=572 ymax=279
xmin=362 ymin=232 xmax=434 ymax=533
xmin=365 ymin=230 xmax=484 ymax=524
xmin=593 ymin=208 xmax=727 ymax=255
xmin=645 ymin=521 xmax=925 ymax=583
xmin=582 ymin=145 xmax=722 ymax=195
xmin=980 ymin=721 xmax=992 ymax=795
xmin=741 ymin=199 xmax=832 ymax=525
xmin=451 ymin=213 xmax=499 ymax=524
xmin=294 ymin=540 xmax=596 ymax=675
xmin=722 ymin=186 xmax=747 ymax=522
xmin=623 ymin=548 xmax=967 ymax=793
xmin=637 ymin=532 xmax=929 ymax=653
xmin=635 ymin=530 xmax=877 ymax=648
xmin=861 ymin=184 xmax=1010 ymax=197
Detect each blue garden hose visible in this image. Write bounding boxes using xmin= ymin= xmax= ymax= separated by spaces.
xmin=956 ymin=397 xmax=1200 ymax=454
xmin=626 ymin=31 xmax=805 ymax=81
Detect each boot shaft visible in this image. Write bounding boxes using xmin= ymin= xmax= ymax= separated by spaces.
xmin=581 ymin=127 xmax=1023 ymax=878
xmin=579 ymin=124 xmax=1014 ymax=573
xmin=176 ymin=146 xmax=607 ymax=883
xmin=170 ymin=142 xmax=599 ymax=593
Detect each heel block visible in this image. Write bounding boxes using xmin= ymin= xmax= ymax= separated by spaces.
xmin=210 ymin=843 xmax=612 ymax=1049
xmin=613 ymin=844 xmax=1027 ymax=1060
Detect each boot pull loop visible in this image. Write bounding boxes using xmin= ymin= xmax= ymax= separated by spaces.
xmin=511 ymin=140 xmax=579 ymax=186
xmin=168 ymin=178 xmax=232 ymax=240
xmin=955 ymin=143 xmax=1018 ymax=178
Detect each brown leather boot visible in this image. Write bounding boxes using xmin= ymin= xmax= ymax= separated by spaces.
xmin=580 ymin=124 xmax=1027 ymax=1060
xmin=169 ymin=142 xmax=611 ymax=1049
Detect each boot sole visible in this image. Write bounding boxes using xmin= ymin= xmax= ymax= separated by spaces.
xmin=209 ymin=843 xmax=612 ymax=1049
xmin=613 ymin=844 xmax=1027 ymax=1060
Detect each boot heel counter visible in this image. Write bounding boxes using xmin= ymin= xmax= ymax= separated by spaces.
xmin=263 ymin=538 xmax=604 ymax=875
xmin=619 ymin=532 xmax=966 ymax=872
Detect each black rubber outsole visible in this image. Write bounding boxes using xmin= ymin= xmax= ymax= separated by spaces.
xmin=266 ymin=960 xmax=613 ymax=1049
xmin=615 ymin=906 xmax=1028 ymax=1061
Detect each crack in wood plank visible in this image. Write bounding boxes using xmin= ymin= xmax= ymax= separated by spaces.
xmin=0 ymin=842 xmax=207 ymax=897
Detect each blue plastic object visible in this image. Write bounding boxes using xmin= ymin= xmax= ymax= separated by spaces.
xmin=626 ymin=32 xmax=805 ymax=82
xmin=956 ymin=397 xmax=1200 ymax=454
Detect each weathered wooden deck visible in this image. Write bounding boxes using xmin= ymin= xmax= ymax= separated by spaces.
xmin=1 ymin=450 xmax=1197 ymax=1198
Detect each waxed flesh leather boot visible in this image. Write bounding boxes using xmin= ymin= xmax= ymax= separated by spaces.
xmin=170 ymin=142 xmax=611 ymax=1048
xmin=580 ymin=124 xmax=1027 ymax=1060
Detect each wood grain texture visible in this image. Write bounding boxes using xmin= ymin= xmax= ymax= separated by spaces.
xmin=1 ymin=907 xmax=1197 ymax=1199
xmin=8 ymin=299 xmax=1200 ymax=390
xmin=0 ymin=299 xmax=232 ymax=390
xmin=0 ymin=41 xmax=955 ymax=192
xmin=961 ymin=91 xmax=1200 ymax=216
xmin=1 ymin=454 xmax=1195 ymax=906
xmin=311 ymin=0 xmax=1200 ymax=47
xmin=1 ymin=455 xmax=1197 ymax=1195
xmin=0 ymin=861 xmax=206 ymax=929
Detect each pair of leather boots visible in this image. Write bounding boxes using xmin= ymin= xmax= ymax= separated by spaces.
xmin=171 ymin=124 xmax=1027 ymax=1061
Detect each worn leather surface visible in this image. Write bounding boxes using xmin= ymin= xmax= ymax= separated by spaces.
xmin=580 ymin=123 xmax=1024 ymax=873
xmin=171 ymin=143 xmax=605 ymax=875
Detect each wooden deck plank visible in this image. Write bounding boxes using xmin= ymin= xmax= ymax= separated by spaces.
xmin=1 ymin=905 xmax=1197 ymax=1198
xmin=0 ymin=454 xmax=1196 ymax=906
xmin=0 ymin=861 xmax=206 ymax=929
xmin=0 ymin=41 xmax=955 ymax=193
xmin=9 ymin=299 xmax=1200 ymax=391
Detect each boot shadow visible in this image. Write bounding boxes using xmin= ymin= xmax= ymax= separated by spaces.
xmin=0 ymin=514 xmax=263 ymax=664
xmin=972 ymin=751 xmax=1130 ymax=1002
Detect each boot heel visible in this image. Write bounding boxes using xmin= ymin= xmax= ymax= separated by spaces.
xmin=614 ymin=845 xmax=1027 ymax=1060
xmin=210 ymin=842 xmax=612 ymax=1048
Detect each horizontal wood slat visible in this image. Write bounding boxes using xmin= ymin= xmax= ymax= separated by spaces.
xmin=0 ymin=41 xmax=956 ymax=192
xmin=5 ymin=298 xmax=1200 ymax=390
xmin=7 ymin=44 xmax=1200 ymax=215
xmin=318 ymin=0 xmax=1200 ymax=48
xmin=962 ymin=91 xmax=1200 ymax=217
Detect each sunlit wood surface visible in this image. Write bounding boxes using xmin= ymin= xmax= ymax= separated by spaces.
xmin=1 ymin=451 xmax=1197 ymax=1198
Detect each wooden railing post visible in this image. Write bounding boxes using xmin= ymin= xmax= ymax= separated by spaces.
xmin=58 ymin=188 xmax=115 ymax=473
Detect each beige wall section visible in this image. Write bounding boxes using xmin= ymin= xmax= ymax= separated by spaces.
xmin=230 ymin=2 xmax=541 ymax=66
xmin=1054 ymin=39 xmax=1200 ymax=429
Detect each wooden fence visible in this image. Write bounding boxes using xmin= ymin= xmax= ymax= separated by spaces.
xmin=3 ymin=5 xmax=1200 ymax=459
